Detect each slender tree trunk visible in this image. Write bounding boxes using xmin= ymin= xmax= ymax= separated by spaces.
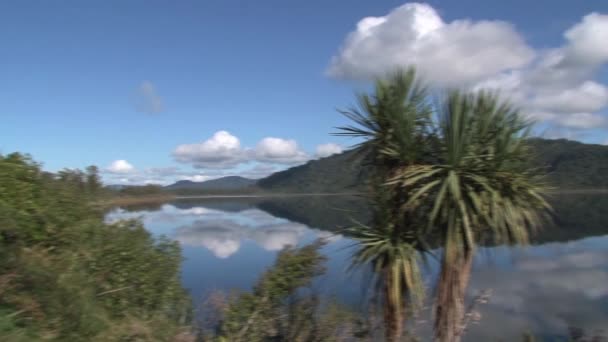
xmin=383 ymin=267 xmax=405 ymax=342
xmin=434 ymin=248 xmax=474 ymax=342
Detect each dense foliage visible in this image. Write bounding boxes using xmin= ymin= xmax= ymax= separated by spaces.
xmin=0 ymin=153 xmax=191 ymax=341
xmin=528 ymin=138 xmax=608 ymax=188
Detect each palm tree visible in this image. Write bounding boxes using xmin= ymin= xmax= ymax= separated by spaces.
xmin=336 ymin=69 xmax=433 ymax=342
xmin=390 ymin=90 xmax=551 ymax=341
xmin=339 ymin=68 xmax=551 ymax=341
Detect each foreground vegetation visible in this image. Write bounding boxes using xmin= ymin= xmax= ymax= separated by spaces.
xmin=0 ymin=153 xmax=191 ymax=341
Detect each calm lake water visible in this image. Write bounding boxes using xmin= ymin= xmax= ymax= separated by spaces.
xmin=105 ymin=194 xmax=608 ymax=341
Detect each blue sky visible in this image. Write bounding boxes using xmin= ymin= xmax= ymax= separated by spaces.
xmin=2 ymin=1 xmax=607 ymax=184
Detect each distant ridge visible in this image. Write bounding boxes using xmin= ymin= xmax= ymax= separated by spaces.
xmin=165 ymin=176 xmax=257 ymax=192
xmin=257 ymin=138 xmax=608 ymax=192
xmin=164 ymin=138 xmax=608 ymax=194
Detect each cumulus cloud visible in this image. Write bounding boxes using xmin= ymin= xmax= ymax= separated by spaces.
xmin=180 ymin=174 xmax=213 ymax=182
xmin=106 ymin=159 xmax=135 ymax=174
xmin=555 ymin=113 xmax=607 ymax=130
xmin=135 ymin=81 xmax=164 ymax=114
xmin=173 ymin=131 xmax=245 ymax=169
xmin=253 ymin=137 xmax=309 ymax=164
xmin=327 ymin=3 xmax=534 ymax=86
xmin=173 ymin=131 xmax=311 ymax=169
xmin=315 ymin=143 xmax=343 ymax=158
xmin=531 ymin=81 xmax=608 ymax=114
xmin=328 ymin=4 xmax=608 ymax=133
xmin=102 ymin=164 xmax=230 ymax=186
xmin=562 ymin=13 xmax=608 ymax=66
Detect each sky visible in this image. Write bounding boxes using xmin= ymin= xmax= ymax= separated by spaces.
xmin=2 ymin=0 xmax=608 ymax=185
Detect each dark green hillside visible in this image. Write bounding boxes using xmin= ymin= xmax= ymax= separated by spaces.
xmin=256 ymin=139 xmax=608 ymax=193
xmin=528 ymin=138 xmax=608 ymax=189
xmin=257 ymin=148 xmax=372 ymax=193
xmin=166 ymin=176 xmax=256 ymax=192
xmin=0 ymin=153 xmax=191 ymax=341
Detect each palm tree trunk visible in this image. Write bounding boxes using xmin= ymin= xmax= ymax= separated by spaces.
xmin=383 ymin=267 xmax=404 ymax=342
xmin=434 ymin=247 xmax=474 ymax=342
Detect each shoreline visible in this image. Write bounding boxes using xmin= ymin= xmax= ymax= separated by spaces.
xmin=98 ymin=192 xmax=365 ymax=207
xmin=100 ymin=188 xmax=607 ymax=207
xmin=173 ymin=192 xmax=364 ymax=199
xmin=98 ymin=195 xmax=176 ymax=207
xmin=546 ymin=189 xmax=608 ymax=194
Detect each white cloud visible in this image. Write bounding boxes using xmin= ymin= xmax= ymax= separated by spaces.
xmin=253 ymin=137 xmax=309 ymax=164
xmin=173 ymin=131 xmax=310 ymax=169
xmin=102 ymin=165 xmax=230 ymax=186
xmin=173 ymin=131 xmax=245 ymax=169
xmin=180 ymin=174 xmax=213 ymax=182
xmin=106 ymin=159 xmax=135 ymax=174
xmin=315 ymin=143 xmax=343 ymax=158
xmin=472 ymin=13 xmax=608 ymax=131
xmin=603 ymin=139 xmax=608 ymax=146
xmin=562 ymin=13 xmax=608 ymax=67
xmin=327 ymin=2 xmax=534 ymax=86
xmin=531 ymin=81 xmax=608 ymax=114
xmin=328 ymin=4 xmax=608 ymax=133
xmin=135 ymin=81 xmax=164 ymax=114
xmin=555 ymin=112 xmax=607 ymax=130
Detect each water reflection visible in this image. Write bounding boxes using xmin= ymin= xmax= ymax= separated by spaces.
xmin=465 ymin=237 xmax=608 ymax=341
xmin=105 ymin=195 xmax=608 ymax=341
xmin=107 ymin=202 xmax=342 ymax=259
xmin=175 ymin=220 xmax=309 ymax=258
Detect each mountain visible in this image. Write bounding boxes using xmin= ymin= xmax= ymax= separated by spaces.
xmin=164 ymin=139 xmax=608 ymax=194
xmin=165 ymin=176 xmax=257 ymax=193
xmin=105 ymin=184 xmax=127 ymax=190
xmin=257 ymin=148 xmax=372 ymax=193
xmin=257 ymin=138 xmax=608 ymax=192
xmin=528 ymin=138 xmax=608 ymax=189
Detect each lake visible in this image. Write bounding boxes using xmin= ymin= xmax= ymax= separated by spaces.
xmin=105 ymin=194 xmax=608 ymax=341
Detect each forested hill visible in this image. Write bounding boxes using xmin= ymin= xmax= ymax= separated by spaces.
xmin=257 ymin=138 xmax=608 ymax=192
xmin=257 ymin=148 xmax=373 ymax=193
xmin=166 ymin=176 xmax=256 ymax=192
xmin=527 ymin=138 xmax=608 ymax=189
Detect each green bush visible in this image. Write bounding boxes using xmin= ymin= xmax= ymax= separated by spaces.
xmin=0 ymin=153 xmax=192 ymax=341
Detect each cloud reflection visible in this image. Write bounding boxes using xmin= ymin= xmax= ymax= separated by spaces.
xmin=174 ymin=220 xmax=313 ymax=258
xmin=466 ymin=242 xmax=608 ymax=340
xmin=107 ymin=204 xmax=337 ymax=259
